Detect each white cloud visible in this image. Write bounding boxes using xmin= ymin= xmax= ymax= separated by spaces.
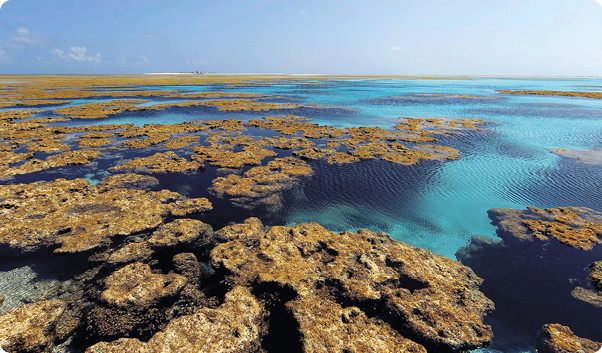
xmin=0 ymin=0 xmax=9 ymax=10
xmin=136 ymin=55 xmax=150 ymax=65
xmin=186 ymin=60 xmax=211 ymax=66
xmin=50 ymin=46 xmax=102 ymax=64
xmin=0 ymin=47 xmax=9 ymax=61
xmin=391 ymin=46 xmax=402 ymax=51
xmin=595 ymin=0 xmax=602 ymax=8
xmin=11 ymin=27 xmax=51 ymax=47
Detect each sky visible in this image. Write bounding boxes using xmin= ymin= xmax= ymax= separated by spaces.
xmin=0 ymin=0 xmax=602 ymax=75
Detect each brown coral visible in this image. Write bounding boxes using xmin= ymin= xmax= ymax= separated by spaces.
xmin=110 ymin=151 xmax=203 ymax=174
xmin=0 ymin=178 xmax=212 ymax=255
xmin=535 ymin=323 xmax=601 ymax=353
xmin=86 ymin=286 xmax=267 ymax=353
xmin=211 ymin=219 xmax=494 ymax=352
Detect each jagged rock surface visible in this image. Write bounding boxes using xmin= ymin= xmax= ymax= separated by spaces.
xmin=211 ymin=218 xmax=494 ymax=352
xmin=488 ymin=206 xmax=602 ymax=250
xmin=0 ymin=300 xmax=66 ymax=353
xmin=535 ymin=323 xmax=602 ymax=353
xmin=86 ymin=286 xmax=267 ymax=353
xmin=590 ymin=261 xmax=602 ymax=293
xmin=0 ymin=178 xmax=212 ymax=255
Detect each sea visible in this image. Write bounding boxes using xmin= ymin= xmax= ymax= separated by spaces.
xmin=2 ymin=77 xmax=602 ymax=352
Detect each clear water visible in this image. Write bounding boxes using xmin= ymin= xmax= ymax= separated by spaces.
xmin=4 ymin=77 xmax=602 ymax=352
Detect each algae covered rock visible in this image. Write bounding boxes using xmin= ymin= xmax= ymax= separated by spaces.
xmin=85 ymin=262 xmax=187 ymax=341
xmin=488 ymin=206 xmax=602 ymax=250
xmin=590 ymin=261 xmax=602 ymax=293
xmin=0 ymin=300 xmax=66 ymax=353
xmin=0 ymin=178 xmax=212 ymax=255
xmin=535 ymin=323 xmax=601 ymax=353
xmin=86 ymin=286 xmax=267 ymax=353
xmin=110 ymin=151 xmax=203 ymax=174
xmin=211 ymin=219 xmax=494 ymax=352
xmin=106 ymin=219 xmax=214 ymax=267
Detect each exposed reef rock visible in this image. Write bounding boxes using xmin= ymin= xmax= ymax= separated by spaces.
xmin=488 ymin=206 xmax=602 ymax=250
xmin=0 ymin=178 xmax=212 ymax=255
xmin=535 ymin=324 xmax=602 ymax=353
xmin=293 ymin=147 xmax=336 ymax=160
xmin=110 ymin=151 xmax=203 ymax=174
xmin=211 ymin=218 xmax=494 ymax=352
xmin=0 ymin=150 xmax=101 ymax=179
xmin=209 ymin=157 xmax=313 ymax=210
xmin=106 ymin=219 xmax=214 ymax=267
xmin=590 ymin=261 xmax=602 ymax=293
xmin=192 ymin=143 xmax=276 ymax=168
xmin=289 ymin=294 xmax=427 ymax=353
xmin=86 ymin=286 xmax=267 ymax=353
xmin=499 ymin=90 xmax=602 ymax=100
xmin=85 ymin=262 xmax=187 ymax=341
xmin=96 ymin=173 xmax=159 ymax=191
xmin=0 ymin=300 xmax=66 ymax=353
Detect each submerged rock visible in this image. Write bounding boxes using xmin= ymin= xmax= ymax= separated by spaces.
xmin=0 ymin=178 xmax=212 ymax=255
xmin=211 ymin=219 xmax=494 ymax=352
xmin=86 ymin=286 xmax=267 ymax=353
xmin=488 ymin=206 xmax=602 ymax=250
xmin=535 ymin=323 xmax=601 ymax=353
xmin=0 ymin=300 xmax=66 ymax=353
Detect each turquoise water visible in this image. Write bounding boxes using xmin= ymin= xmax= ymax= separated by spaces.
xmin=4 ymin=77 xmax=602 ymax=352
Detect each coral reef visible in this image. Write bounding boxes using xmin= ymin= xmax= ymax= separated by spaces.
xmin=590 ymin=261 xmax=602 ymax=293
xmin=96 ymin=173 xmax=159 ymax=191
xmin=110 ymin=151 xmax=203 ymax=174
xmin=488 ymin=206 xmax=602 ymax=250
xmin=0 ymin=150 xmax=101 ymax=179
xmin=211 ymin=219 xmax=494 ymax=352
xmin=86 ymin=286 xmax=267 ymax=353
xmin=0 ymin=178 xmax=212 ymax=255
xmin=0 ymin=300 xmax=66 ymax=353
xmin=209 ymin=157 xmax=313 ymax=210
xmin=547 ymin=148 xmax=602 ymax=165
xmin=499 ymin=90 xmax=602 ymax=100
xmin=535 ymin=323 xmax=601 ymax=353
xmin=192 ymin=143 xmax=277 ymax=169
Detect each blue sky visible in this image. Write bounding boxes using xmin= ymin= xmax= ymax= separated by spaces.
xmin=1 ymin=0 xmax=602 ymax=75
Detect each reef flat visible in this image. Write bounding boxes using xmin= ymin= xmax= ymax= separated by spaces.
xmin=1 ymin=75 xmax=602 ymax=353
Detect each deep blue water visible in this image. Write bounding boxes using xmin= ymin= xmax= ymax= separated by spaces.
xmin=3 ymin=77 xmax=602 ymax=352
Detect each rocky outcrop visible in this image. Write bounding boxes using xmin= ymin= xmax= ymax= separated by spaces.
xmin=0 ymin=300 xmax=66 ymax=353
xmin=488 ymin=206 xmax=602 ymax=250
xmin=590 ymin=261 xmax=602 ymax=293
xmin=210 ymin=157 xmax=313 ymax=210
xmin=96 ymin=173 xmax=159 ymax=191
xmin=535 ymin=324 xmax=601 ymax=353
xmin=0 ymin=178 xmax=212 ymax=255
xmin=293 ymin=147 xmax=336 ymax=160
xmin=0 ymin=150 xmax=101 ymax=179
xmin=211 ymin=218 xmax=494 ymax=352
xmin=192 ymin=143 xmax=277 ymax=168
xmin=85 ymin=262 xmax=187 ymax=341
xmin=86 ymin=286 xmax=267 ymax=353
xmin=289 ymin=294 xmax=427 ymax=353
xmin=106 ymin=219 xmax=214 ymax=267
xmin=109 ymin=151 xmax=203 ymax=174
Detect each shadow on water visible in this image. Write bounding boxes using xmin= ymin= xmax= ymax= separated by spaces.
xmin=458 ymin=227 xmax=602 ymax=353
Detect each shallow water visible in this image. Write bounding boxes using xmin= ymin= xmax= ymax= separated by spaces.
xmin=2 ymin=77 xmax=602 ymax=352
